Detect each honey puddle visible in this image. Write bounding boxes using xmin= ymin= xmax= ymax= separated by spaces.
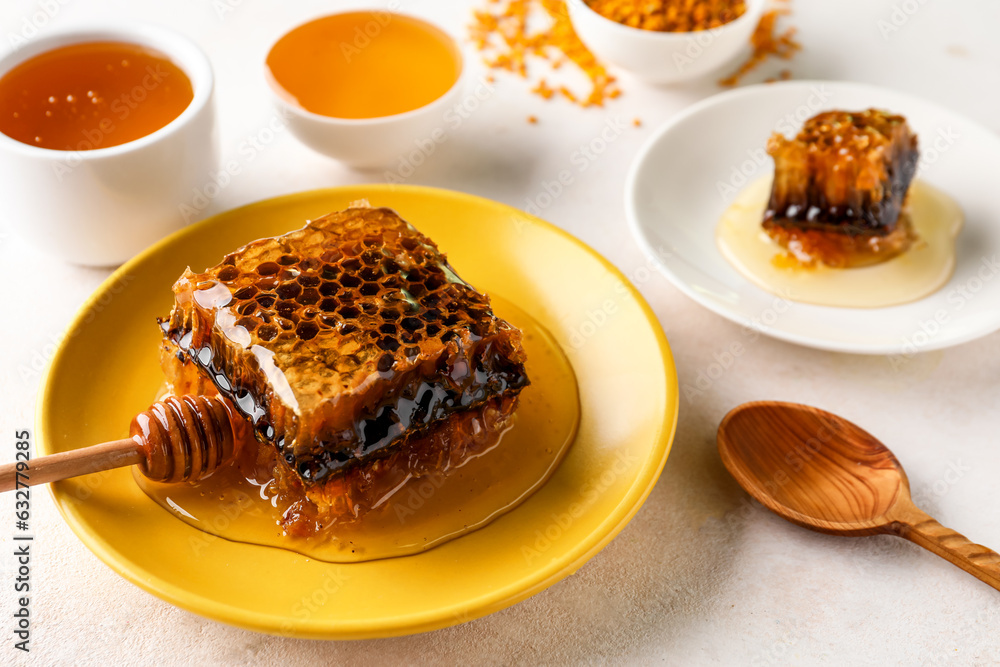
xmin=135 ymin=297 xmax=579 ymax=562
xmin=716 ymin=176 xmax=964 ymax=308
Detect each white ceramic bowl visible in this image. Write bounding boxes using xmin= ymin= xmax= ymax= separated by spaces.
xmin=0 ymin=23 xmax=217 ymax=267
xmin=264 ymin=13 xmax=467 ymax=170
xmin=566 ymin=0 xmax=765 ymax=85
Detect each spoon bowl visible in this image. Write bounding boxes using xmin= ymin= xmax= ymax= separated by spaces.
xmin=718 ymin=401 xmax=1000 ymax=590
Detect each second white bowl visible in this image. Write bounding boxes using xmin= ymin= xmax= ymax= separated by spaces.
xmin=566 ymin=0 xmax=765 ymax=85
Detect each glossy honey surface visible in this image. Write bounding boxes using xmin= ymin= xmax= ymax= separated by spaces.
xmin=137 ymin=297 xmax=580 ymax=563
xmin=0 ymin=41 xmax=192 ymax=150
xmin=266 ymin=12 xmax=461 ymax=119
xmin=716 ymin=176 xmax=964 ymax=308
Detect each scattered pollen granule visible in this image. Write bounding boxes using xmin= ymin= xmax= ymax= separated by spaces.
xmin=470 ymin=0 xmax=621 ymax=108
xmin=719 ymin=0 xmax=800 ymax=87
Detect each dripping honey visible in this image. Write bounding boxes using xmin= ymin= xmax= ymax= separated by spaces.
xmin=266 ymin=12 xmax=462 ymax=120
xmin=0 ymin=41 xmax=193 ymax=151
xmin=136 ymin=297 xmax=580 ymax=563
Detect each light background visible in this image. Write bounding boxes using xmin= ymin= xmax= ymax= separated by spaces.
xmin=1 ymin=0 xmax=998 ymax=664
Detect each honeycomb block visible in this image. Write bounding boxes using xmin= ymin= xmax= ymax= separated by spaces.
xmin=159 ymin=204 xmax=529 ymax=496
xmin=765 ymin=109 xmax=919 ymax=234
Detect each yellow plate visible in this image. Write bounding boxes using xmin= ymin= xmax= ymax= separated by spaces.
xmin=38 ymin=185 xmax=678 ymax=639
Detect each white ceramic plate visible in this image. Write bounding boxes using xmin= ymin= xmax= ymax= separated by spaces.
xmin=626 ymin=80 xmax=1000 ymax=355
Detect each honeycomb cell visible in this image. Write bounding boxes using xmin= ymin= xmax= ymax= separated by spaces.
xmin=298 ymin=274 xmax=321 ymax=287
xmin=319 ymin=281 xmax=338 ymax=297
xmin=299 ymin=288 xmax=320 ymax=305
xmin=256 ymin=276 xmax=278 ymax=291
xmin=276 ymin=282 xmax=302 ymax=299
xmin=319 ymin=298 xmax=338 ymax=312
xmin=296 ymin=321 xmax=319 ymax=340
xmin=236 ymin=317 xmax=257 ymax=332
xmin=255 ymin=293 xmax=276 ymax=308
xmin=278 ymin=254 xmax=298 ymax=266
xmin=377 ymin=336 xmax=400 ymax=352
xmin=377 ymin=353 xmax=394 ymax=372
xmin=256 ymin=261 xmax=281 ymax=276
xmin=258 ymin=324 xmax=279 ymax=341
xmin=401 ymin=317 xmax=422 ymax=332
xmin=360 ymin=282 xmax=380 ymax=296
xmin=233 ymin=285 xmax=257 ymax=300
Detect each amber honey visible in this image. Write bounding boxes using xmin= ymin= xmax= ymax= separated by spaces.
xmin=266 ymin=12 xmax=461 ymax=119
xmin=0 ymin=41 xmax=193 ymax=151
xmin=136 ymin=297 xmax=580 ymax=562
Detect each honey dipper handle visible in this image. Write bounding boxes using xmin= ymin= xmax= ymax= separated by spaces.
xmin=0 ymin=438 xmax=143 ymax=493
xmin=894 ymin=506 xmax=1000 ymax=591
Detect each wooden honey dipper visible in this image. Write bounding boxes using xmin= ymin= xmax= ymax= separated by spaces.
xmin=0 ymin=395 xmax=245 ymax=493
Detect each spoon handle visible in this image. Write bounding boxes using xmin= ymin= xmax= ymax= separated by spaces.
xmin=896 ymin=507 xmax=1000 ymax=591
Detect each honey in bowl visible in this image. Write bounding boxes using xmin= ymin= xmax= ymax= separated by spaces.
xmin=266 ymin=12 xmax=462 ymax=120
xmin=0 ymin=41 xmax=193 ymax=151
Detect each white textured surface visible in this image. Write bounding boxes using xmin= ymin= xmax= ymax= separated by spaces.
xmin=1 ymin=0 xmax=999 ymax=664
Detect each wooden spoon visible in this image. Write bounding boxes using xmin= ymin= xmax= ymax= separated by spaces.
xmin=717 ymin=400 xmax=1000 ymax=591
